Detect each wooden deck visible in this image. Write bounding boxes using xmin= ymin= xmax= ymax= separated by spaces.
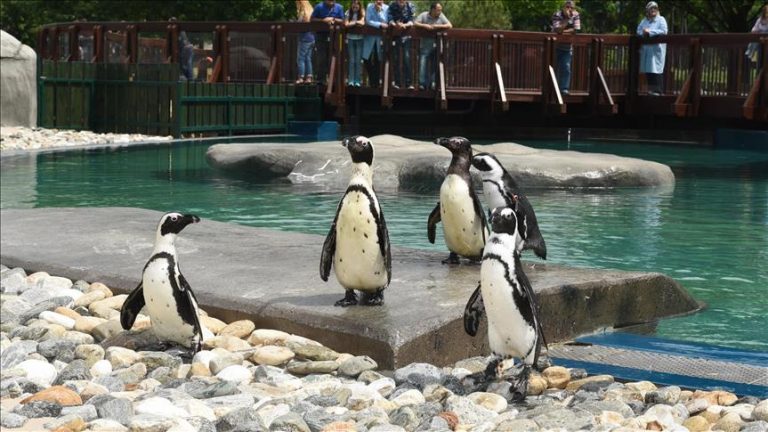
xmin=38 ymin=21 xmax=767 ymax=127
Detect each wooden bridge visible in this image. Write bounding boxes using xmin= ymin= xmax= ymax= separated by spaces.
xmin=37 ymin=21 xmax=767 ymax=135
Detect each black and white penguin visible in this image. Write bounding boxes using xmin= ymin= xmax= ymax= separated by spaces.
xmin=428 ymin=136 xmax=488 ymax=264
xmin=472 ymin=152 xmax=547 ymax=260
xmin=320 ymin=136 xmax=391 ymax=307
xmin=120 ymin=212 xmax=207 ymax=352
xmin=463 ymin=206 xmax=546 ymax=401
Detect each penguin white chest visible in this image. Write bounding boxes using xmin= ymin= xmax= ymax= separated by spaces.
xmin=143 ymin=258 xmax=196 ymax=347
xmin=481 ymin=257 xmax=537 ymax=363
xmin=482 ymin=181 xmax=508 ymax=210
xmin=440 ymin=174 xmax=485 ymax=257
xmin=334 ymin=190 xmax=387 ymax=291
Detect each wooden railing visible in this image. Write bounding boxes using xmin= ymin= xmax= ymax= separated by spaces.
xmin=38 ymin=21 xmax=768 ymax=121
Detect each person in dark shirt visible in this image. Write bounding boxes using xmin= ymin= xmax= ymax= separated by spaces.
xmin=551 ymin=0 xmax=580 ymax=95
xmin=311 ymin=0 xmax=345 ymax=85
xmin=388 ymin=0 xmax=416 ymax=89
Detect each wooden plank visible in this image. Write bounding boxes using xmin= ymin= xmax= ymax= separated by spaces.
xmin=495 ymin=62 xmax=508 ymax=111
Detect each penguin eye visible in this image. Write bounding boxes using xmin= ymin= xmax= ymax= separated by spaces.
xmin=170 ymin=215 xmax=178 ymax=222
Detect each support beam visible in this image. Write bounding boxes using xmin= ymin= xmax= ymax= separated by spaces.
xmin=596 ymin=66 xmax=617 ymax=114
xmin=743 ymin=67 xmax=765 ymax=120
xmin=495 ymin=63 xmax=508 ymax=111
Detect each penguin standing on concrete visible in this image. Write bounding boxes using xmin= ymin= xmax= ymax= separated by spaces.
xmin=428 ymin=136 xmax=487 ymax=264
xmin=320 ymin=136 xmax=391 ymax=306
xmin=121 ymin=212 xmax=205 ymax=352
xmin=463 ymin=206 xmax=546 ymax=401
xmin=472 ymin=152 xmax=547 ymax=260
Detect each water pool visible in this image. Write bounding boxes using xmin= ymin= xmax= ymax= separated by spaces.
xmin=1 ymin=138 xmax=766 ymax=352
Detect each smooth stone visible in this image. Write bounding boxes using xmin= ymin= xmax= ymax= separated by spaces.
xmin=201 ymin=393 xmax=255 ymax=410
xmin=1 ymin=412 xmax=27 ymax=428
xmin=202 ymin=335 xmax=252 ymax=352
xmin=110 ymin=363 xmax=147 ymax=386
xmin=338 ymin=355 xmax=378 ymax=377
xmin=209 ymin=350 xmax=244 ymax=374
xmin=493 ymin=417 xmax=539 ymax=431
xmin=199 ymin=315 xmax=226 ymax=335
xmin=467 ymin=392 xmax=508 ymax=413
xmin=61 ymin=404 xmax=98 ymax=421
xmin=80 ymin=381 xmax=111 ymax=402
xmin=286 ymin=360 xmax=339 ymax=375
xmin=251 ymin=345 xmax=295 ymax=366
xmin=527 ymin=374 xmax=548 ymax=395
xmin=541 ymin=366 xmax=571 ymax=389
xmin=216 ymin=406 xmax=263 ymax=432
xmin=191 ymin=350 xmax=216 ymax=367
xmin=53 ymin=305 xmax=82 ymax=320
xmin=74 ymin=316 xmax=107 ymax=334
xmin=741 ymin=420 xmax=768 ymax=432
xmin=14 ymin=399 xmax=63 ymax=418
xmin=91 ymin=320 xmax=123 ymax=341
xmin=37 ymin=339 xmax=78 ymax=362
xmin=43 ymin=414 xmax=86 ymax=431
xmin=219 ymin=319 xmax=256 ymax=339
xmin=55 ymin=359 xmax=91 ymax=385
xmin=248 ymin=328 xmax=290 ymax=346
xmin=270 ymin=412 xmax=311 ymax=432
xmin=74 ymin=344 xmax=105 ymax=366
xmin=625 ymin=380 xmax=658 ymax=393
xmin=189 ymin=362 xmax=212 ymax=377
xmin=134 ymin=396 xmax=190 ymax=417
xmin=21 ymin=384 xmax=83 ymax=406
xmin=445 ymin=395 xmax=497 ymax=425
xmin=393 ymin=363 xmax=443 ymax=389
xmin=74 ymin=290 xmax=106 ymax=308
xmin=755 ymin=400 xmax=768 ymax=422
xmin=216 ymin=365 xmax=252 ymax=383
xmin=714 ymin=411 xmax=746 ymax=432
xmin=390 ymin=406 xmax=419 ymax=430
xmin=391 ymin=388 xmax=426 ymax=407
xmin=106 ymin=346 xmax=140 ymax=369
xmin=0 ymin=296 xmax=31 ymax=324
xmin=565 ymin=374 xmax=614 ymax=392
xmin=86 ymin=282 xmax=114 ymax=298
xmin=289 ymin=342 xmax=340 ymax=361
xmin=19 ymin=296 xmax=74 ymax=324
xmin=16 ymin=358 xmax=58 ymax=386
xmin=1 ymin=268 xmax=27 ymax=294
xmin=90 ymin=359 xmax=113 ymax=378
xmin=88 ymin=419 xmax=129 ymax=431
xmin=87 ymin=395 xmax=134 ymax=425
xmin=138 ymin=351 xmax=181 ymax=372
xmin=62 ymin=330 xmax=95 ymax=345
xmin=318 ymin=420 xmax=356 ymax=432
xmin=88 ymin=295 xmax=126 ymax=312
xmin=369 ymin=377 xmax=397 ymax=398
xmin=258 ymin=403 xmax=290 ymax=427
xmin=646 ymin=385 xmax=682 ymax=405
xmin=0 ymin=338 xmax=38 ymax=369
xmin=186 ymin=380 xmax=239 ymax=399
xmin=9 ymin=325 xmax=48 ymax=341
xmin=128 ymin=413 xmax=177 ymax=432
xmin=370 ymin=425 xmax=406 ymax=432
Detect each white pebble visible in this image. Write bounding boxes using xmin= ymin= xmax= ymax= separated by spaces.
xmin=134 ymin=397 xmax=190 ymax=418
xmin=39 ymin=311 xmax=76 ymax=329
xmin=16 ymin=359 xmax=57 ymax=386
xmin=90 ymin=359 xmax=113 ymax=377
xmin=216 ymin=365 xmax=252 ymax=383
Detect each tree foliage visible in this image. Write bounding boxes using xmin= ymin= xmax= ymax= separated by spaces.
xmin=1 ymin=0 xmax=764 ymax=48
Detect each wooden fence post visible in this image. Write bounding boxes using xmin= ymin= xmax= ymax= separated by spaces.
xmin=690 ymin=37 xmax=702 ymax=116
xmin=93 ymin=25 xmax=103 ymax=63
xmin=626 ymin=35 xmax=639 ymax=114
xmin=69 ymin=25 xmax=79 ymax=62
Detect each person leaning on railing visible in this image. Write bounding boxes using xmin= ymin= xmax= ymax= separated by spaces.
xmin=311 ymin=0 xmax=345 ymax=85
xmin=345 ymin=0 xmax=366 ymax=87
xmin=363 ymin=0 xmax=389 ymax=88
xmin=745 ymin=4 xmax=768 ymax=64
xmin=551 ymin=0 xmax=580 ymax=96
xmin=388 ymin=0 xmax=417 ymax=89
xmin=414 ymin=2 xmax=452 ymax=91
xmin=296 ymin=0 xmax=316 ymax=84
xmin=636 ymin=1 xmax=667 ymax=96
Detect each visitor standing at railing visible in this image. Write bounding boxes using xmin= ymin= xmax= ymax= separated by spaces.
xmin=637 ymin=1 xmax=667 ymax=96
xmin=311 ymin=0 xmax=345 ymax=85
xmin=170 ymin=17 xmax=195 ymax=81
xmin=551 ymin=0 xmax=580 ymax=96
xmin=746 ymin=4 xmax=768 ymax=64
xmin=296 ymin=0 xmax=316 ymax=84
xmin=415 ymin=2 xmax=452 ymax=91
xmin=388 ymin=0 xmax=416 ymax=89
xmin=364 ymin=0 xmax=389 ymax=88
xmin=346 ymin=0 xmax=366 ymax=87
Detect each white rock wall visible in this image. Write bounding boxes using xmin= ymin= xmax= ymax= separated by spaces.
xmin=1 ymin=30 xmax=37 ymax=127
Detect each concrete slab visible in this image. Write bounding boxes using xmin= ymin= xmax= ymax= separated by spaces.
xmin=0 ymin=207 xmax=700 ymax=369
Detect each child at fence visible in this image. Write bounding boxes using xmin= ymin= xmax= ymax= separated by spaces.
xmin=345 ymin=0 xmax=366 ymax=87
xmin=296 ymin=1 xmax=315 ymax=84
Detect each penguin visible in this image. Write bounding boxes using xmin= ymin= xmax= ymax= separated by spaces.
xmin=120 ymin=212 xmax=206 ymax=352
xmin=428 ymin=136 xmax=488 ymax=264
xmin=320 ymin=135 xmax=391 ymax=307
xmin=463 ymin=206 xmax=546 ymax=401
xmin=472 ymin=152 xmax=547 ymax=260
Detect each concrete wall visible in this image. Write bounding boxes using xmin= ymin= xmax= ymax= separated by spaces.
xmin=1 ymin=31 xmax=37 ymax=128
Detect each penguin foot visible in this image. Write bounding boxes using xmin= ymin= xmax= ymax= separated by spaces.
xmin=334 ymin=290 xmax=359 ymax=307
xmin=441 ymin=252 xmax=461 ymax=265
xmin=362 ymin=289 xmax=384 ymax=306
xmin=484 ymin=356 xmax=503 ymax=381
xmin=510 ymin=365 xmax=531 ymax=402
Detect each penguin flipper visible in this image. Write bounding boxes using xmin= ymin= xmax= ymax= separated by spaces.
xmin=463 ymin=283 xmax=485 ymax=337
xmin=470 ymin=187 xmax=488 ymax=242
xmin=378 ymin=210 xmax=392 ymax=285
xmin=178 ymin=273 xmax=204 ymax=352
xmin=320 ymin=198 xmax=343 ymax=282
xmin=120 ymin=282 xmax=145 ymax=330
xmin=427 ymin=202 xmax=441 ymax=244
xmin=516 ymin=196 xmax=547 ymax=260
xmin=514 ymin=256 xmax=546 ymax=365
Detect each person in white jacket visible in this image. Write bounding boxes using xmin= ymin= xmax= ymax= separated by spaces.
xmin=637 ymin=1 xmax=668 ymax=96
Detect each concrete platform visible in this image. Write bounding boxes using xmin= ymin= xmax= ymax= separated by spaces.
xmin=0 ymin=207 xmax=700 ymax=369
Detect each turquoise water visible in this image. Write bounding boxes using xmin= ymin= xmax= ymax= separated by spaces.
xmin=1 ymin=138 xmax=766 ymax=352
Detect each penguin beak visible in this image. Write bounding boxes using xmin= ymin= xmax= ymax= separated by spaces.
xmin=342 ymin=137 xmax=352 ymax=148
xmin=183 ymin=214 xmax=200 ymax=225
xmin=434 ymin=137 xmax=448 ymax=148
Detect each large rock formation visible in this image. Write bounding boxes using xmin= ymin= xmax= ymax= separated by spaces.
xmin=1 ymin=31 xmax=37 ymax=128
xmin=206 ymin=134 xmax=675 ymax=190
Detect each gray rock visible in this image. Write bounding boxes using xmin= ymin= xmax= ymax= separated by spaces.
xmin=445 ymin=395 xmax=497 ymax=425
xmin=0 ymin=296 xmax=30 ymax=324
xmin=147 ymin=365 xmax=174 ymax=384
xmin=18 ymin=296 xmax=73 ymax=323
xmin=358 ymin=370 xmax=386 ymax=384
xmin=61 ymin=404 xmax=98 ymax=421
xmin=88 ymin=394 xmax=134 ymax=425
xmin=128 ymin=413 xmax=176 ymax=432
xmin=741 ymin=420 xmax=768 ymax=432
xmin=1 ymin=339 xmax=37 ymax=369
xmin=288 ymin=342 xmax=340 ymax=361
xmin=44 ymin=414 xmax=86 ymax=430
xmin=393 ymin=363 xmax=443 ymax=389
xmin=201 ymin=393 xmax=255 ymax=410
xmin=370 ymin=425 xmax=407 ymax=432
xmin=91 ymin=320 xmax=124 ymax=342
xmin=0 ymin=31 xmax=37 ymax=127
xmin=37 ymin=339 xmax=78 ymax=362
xmin=110 ymin=363 xmax=146 ymax=385
xmin=493 ymin=418 xmax=539 ymax=431
xmin=93 ymin=375 xmax=125 ymax=392
xmin=186 ymin=380 xmax=240 ymax=399
xmin=73 ymin=280 xmax=90 ymax=292
xmin=54 ymin=359 xmax=91 ymax=384
xmin=99 ymin=329 xmax=162 ymax=350
xmin=303 ymin=408 xmax=340 ymax=432
xmin=138 ymin=351 xmax=181 ymax=372
xmin=270 ymin=412 xmax=311 ymax=432
xmin=1 ymin=412 xmax=27 ymax=428
xmin=14 ymin=400 xmax=62 ymax=418
xmin=9 ymin=325 xmax=48 ymax=341
xmin=87 ymin=419 xmax=129 ymax=431
xmin=390 ymin=406 xmax=419 ymax=431
xmin=338 ymin=355 xmax=378 ymax=377
xmin=187 ymin=416 xmax=217 ymax=432
xmin=217 ymin=407 xmax=263 ymax=432
xmin=286 ymin=360 xmax=339 ymax=375
xmin=574 ymin=399 xmax=635 ymax=418
xmin=0 ymin=267 xmax=27 ymax=294
xmin=645 ymin=385 xmax=682 ymax=405
xmin=305 ymin=394 xmax=343 ymax=408
xmin=532 ymin=408 xmax=593 ymax=431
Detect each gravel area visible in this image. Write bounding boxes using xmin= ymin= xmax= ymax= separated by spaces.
xmin=0 ymin=127 xmax=171 ymax=152
xmin=1 ymin=265 xmax=766 ymax=431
